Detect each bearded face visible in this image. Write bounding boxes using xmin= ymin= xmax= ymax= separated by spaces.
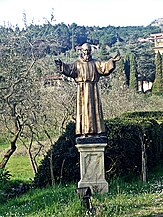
xmin=80 ymin=43 xmax=92 ymax=61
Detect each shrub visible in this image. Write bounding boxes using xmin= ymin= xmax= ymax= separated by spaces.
xmin=122 ymin=111 xmax=163 ymax=121
xmin=105 ymin=116 xmax=162 ymax=180
xmin=34 ymin=112 xmax=163 ymax=187
xmin=0 ymin=169 xmax=12 ymax=203
xmin=0 ymin=169 xmax=11 ymax=187
xmin=33 ymin=122 xmax=80 ymax=187
xmin=105 ymin=118 xmax=142 ymax=179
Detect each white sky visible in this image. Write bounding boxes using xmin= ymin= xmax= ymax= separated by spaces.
xmin=0 ymin=0 xmax=163 ymax=28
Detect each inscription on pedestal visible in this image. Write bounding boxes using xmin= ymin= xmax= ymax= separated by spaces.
xmin=83 ymin=153 xmax=102 ymax=180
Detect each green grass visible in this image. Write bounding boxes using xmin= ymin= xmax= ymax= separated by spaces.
xmin=1 ymin=174 xmax=163 ymax=217
xmin=5 ymin=155 xmax=34 ymax=182
xmin=0 ymin=181 xmax=163 ymax=217
xmin=1 ymin=152 xmax=163 ymax=216
xmin=1 ymin=154 xmax=42 ymax=182
xmin=0 ymin=184 xmax=82 ymax=217
xmin=0 ymin=140 xmax=9 ymax=152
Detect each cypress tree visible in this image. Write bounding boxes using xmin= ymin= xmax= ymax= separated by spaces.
xmin=129 ymin=53 xmax=137 ymax=90
xmin=118 ymin=58 xmax=127 ymax=90
xmin=153 ymin=51 xmax=163 ymax=93
xmin=160 ymin=53 xmax=163 ymax=92
xmin=98 ymin=44 xmax=109 ymax=60
xmin=124 ymin=54 xmax=130 ymax=86
xmin=71 ymin=28 xmax=75 ymax=51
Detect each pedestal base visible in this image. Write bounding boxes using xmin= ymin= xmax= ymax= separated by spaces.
xmin=78 ymin=180 xmax=108 ymax=194
xmin=76 ymin=136 xmax=108 ymax=194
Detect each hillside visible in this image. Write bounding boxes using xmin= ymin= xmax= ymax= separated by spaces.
xmin=150 ymin=18 xmax=163 ymax=29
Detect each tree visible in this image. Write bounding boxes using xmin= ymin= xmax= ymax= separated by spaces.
xmin=153 ymin=51 xmax=163 ymax=93
xmin=0 ymin=30 xmax=36 ymax=169
xmin=96 ymin=44 xmax=109 ymax=60
xmin=129 ymin=53 xmax=137 ymax=90
xmin=124 ymin=54 xmax=130 ymax=86
xmin=0 ymin=22 xmax=77 ymax=173
xmin=0 ymin=19 xmax=162 ymax=177
xmin=117 ymin=58 xmax=128 ymax=90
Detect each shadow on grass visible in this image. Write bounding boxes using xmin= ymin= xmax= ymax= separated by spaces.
xmin=0 ymin=184 xmax=80 ymax=216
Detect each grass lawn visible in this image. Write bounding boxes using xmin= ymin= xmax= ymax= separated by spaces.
xmin=1 ymin=149 xmax=163 ymax=216
xmin=0 ymin=182 xmax=163 ymax=217
xmin=5 ymin=155 xmax=34 ymax=182
xmin=0 ymin=153 xmax=42 ymax=182
xmin=1 ymin=167 xmax=163 ymax=217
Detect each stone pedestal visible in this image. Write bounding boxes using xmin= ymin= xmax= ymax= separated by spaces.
xmin=76 ymin=136 xmax=108 ymax=194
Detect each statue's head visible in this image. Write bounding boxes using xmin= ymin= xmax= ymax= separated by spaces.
xmin=80 ymin=43 xmax=92 ymax=61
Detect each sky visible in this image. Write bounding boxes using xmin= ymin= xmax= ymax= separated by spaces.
xmin=0 ymin=0 xmax=163 ymax=28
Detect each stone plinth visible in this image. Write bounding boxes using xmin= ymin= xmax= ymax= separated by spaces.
xmin=76 ymin=136 xmax=108 ymax=194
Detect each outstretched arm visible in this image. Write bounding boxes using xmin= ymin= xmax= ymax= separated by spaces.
xmin=54 ymin=58 xmax=76 ymax=79
xmin=54 ymin=58 xmax=63 ymax=72
xmin=112 ymin=52 xmax=121 ymax=62
xmin=97 ymin=51 xmax=121 ymax=76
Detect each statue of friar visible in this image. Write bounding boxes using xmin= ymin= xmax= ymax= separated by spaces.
xmin=55 ymin=43 xmax=120 ymax=137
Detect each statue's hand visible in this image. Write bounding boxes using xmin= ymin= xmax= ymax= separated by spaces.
xmin=54 ymin=58 xmax=62 ymax=70
xmin=113 ymin=51 xmax=121 ymax=62
xmin=54 ymin=58 xmax=62 ymax=66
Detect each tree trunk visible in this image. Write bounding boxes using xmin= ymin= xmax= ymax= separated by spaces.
xmin=27 ymin=135 xmax=38 ymax=175
xmin=50 ymin=148 xmax=55 ymax=185
xmin=28 ymin=150 xmax=38 ymax=175
xmin=141 ymin=134 xmax=147 ymax=183
xmin=0 ymin=134 xmax=18 ymax=169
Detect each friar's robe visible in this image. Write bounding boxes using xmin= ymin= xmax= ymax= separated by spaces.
xmin=60 ymin=58 xmax=115 ymax=136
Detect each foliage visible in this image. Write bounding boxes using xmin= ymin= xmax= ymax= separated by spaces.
xmin=34 ymin=112 xmax=163 ymax=187
xmin=105 ymin=119 xmax=142 ymax=178
xmin=0 ymin=21 xmax=162 ymax=176
xmin=0 ymin=168 xmax=12 ymax=203
xmin=122 ymin=111 xmax=163 ymax=119
xmin=1 ymin=174 xmax=163 ymax=216
xmin=153 ymin=51 xmax=163 ymax=93
xmin=33 ymin=122 xmax=80 ymax=187
xmin=0 ymin=168 xmax=11 ymax=185
xmin=105 ymin=116 xmax=162 ymax=179
xmin=129 ymin=53 xmax=137 ymax=89
xmin=0 ymin=27 xmax=76 ymax=171
xmin=0 ymin=157 xmax=33 ymax=203
xmin=0 ymin=23 xmax=160 ymax=82
xmin=0 ymin=27 xmax=40 ymax=169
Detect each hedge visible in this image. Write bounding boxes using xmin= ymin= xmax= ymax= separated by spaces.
xmin=33 ymin=112 xmax=163 ymax=188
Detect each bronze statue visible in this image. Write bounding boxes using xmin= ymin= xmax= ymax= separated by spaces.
xmin=55 ymin=43 xmax=120 ymax=137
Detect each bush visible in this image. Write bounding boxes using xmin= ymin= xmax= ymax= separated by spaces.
xmin=0 ymin=169 xmax=12 ymax=203
xmin=0 ymin=169 xmax=30 ymax=203
xmin=105 ymin=116 xmax=162 ymax=180
xmin=0 ymin=169 xmax=11 ymax=187
xmin=34 ymin=112 xmax=163 ymax=187
xmin=105 ymin=119 xmax=142 ymax=179
xmin=33 ymin=122 xmax=80 ymax=187
xmin=122 ymin=111 xmax=163 ymax=121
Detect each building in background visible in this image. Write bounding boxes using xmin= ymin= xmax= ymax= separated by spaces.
xmin=150 ymin=33 xmax=163 ymax=54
